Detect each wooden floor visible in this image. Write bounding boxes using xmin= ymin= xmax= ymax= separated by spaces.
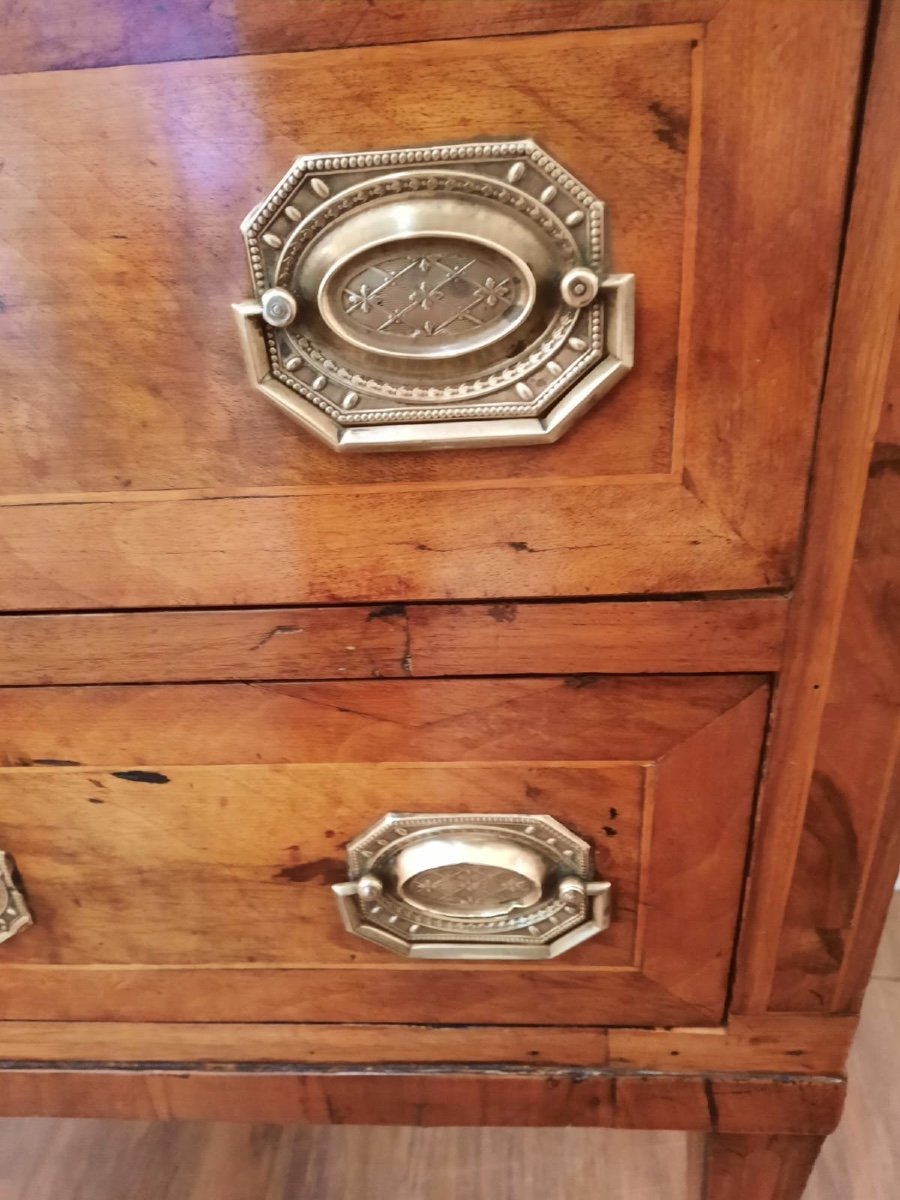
xmin=1 ymin=898 xmax=897 ymax=1200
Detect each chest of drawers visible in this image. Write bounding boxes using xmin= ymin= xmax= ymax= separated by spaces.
xmin=1 ymin=3 xmax=898 ymax=1197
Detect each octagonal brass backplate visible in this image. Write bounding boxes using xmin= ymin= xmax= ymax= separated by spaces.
xmin=333 ymin=813 xmax=612 ymax=960
xmin=235 ymin=138 xmax=634 ymax=452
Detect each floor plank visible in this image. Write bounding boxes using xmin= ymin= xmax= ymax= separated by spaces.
xmin=0 ymin=905 xmax=896 ymax=1200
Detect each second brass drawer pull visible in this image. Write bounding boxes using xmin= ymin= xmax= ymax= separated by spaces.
xmin=333 ymin=813 xmax=611 ymax=960
xmin=0 ymin=851 xmax=33 ymax=945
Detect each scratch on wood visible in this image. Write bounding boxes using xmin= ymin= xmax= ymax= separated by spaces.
xmin=252 ymin=624 xmax=305 ymax=650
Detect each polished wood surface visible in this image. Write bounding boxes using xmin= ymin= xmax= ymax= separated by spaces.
xmin=0 ymin=26 xmax=687 ymax=500
xmin=768 ymin=84 xmax=900 ymax=1014
xmin=0 ymin=1014 xmax=856 ymax=1076
xmin=0 ymin=909 xmax=893 ymax=1200
xmin=0 ymin=674 xmax=765 ymax=765
xmin=405 ymin=597 xmax=787 ymax=677
xmin=0 ymin=605 xmax=409 ymax=686
xmin=0 ymin=763 xmax=644 ymax=968
xmin=0 ymin=0 xmax=896 ymax=1187
xmin=771 ymin=329 xmax=900 ymax=1013
xmin=0 ymin=596 xmax=787 ymax=685
xmin=0 ymin=4 xmax=867 ymax=608
xmin=694 ymin=1134 xmax=825 ymax=1200
xmin=731 ymin=0 xmax=900 ymax=1016
xmin=0 ymin=1067 xmax=843 ymax=1133
xmin=0 ymin=484 xmax=769 ymax=609
xmin=1 ymin=904 xmax=897 ymax=1197
xmin=0 ymin=0 xmax=727 ymax=73
xmin=0 ymin=676 xmax=767 ymax=1025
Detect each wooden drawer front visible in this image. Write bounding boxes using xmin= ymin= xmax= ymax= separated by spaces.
xmin=0 ymin=4 xmax=866 ymax=609
xmin=0 ymin=675 xmax=767 ymax=1026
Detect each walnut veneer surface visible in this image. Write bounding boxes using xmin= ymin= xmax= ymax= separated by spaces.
xmin=1 ymin=900 xmax=896 ymax=1200
xmin=0 ymin=4 xmax=865 ymax=607
xmin=0 ymin=3 xmax=898 ymax=1200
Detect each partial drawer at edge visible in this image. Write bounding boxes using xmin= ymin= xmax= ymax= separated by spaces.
xmin=0 ymin=675 xmax=768 ymax=1026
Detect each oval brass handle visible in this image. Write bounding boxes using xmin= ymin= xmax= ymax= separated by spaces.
xmin=0 ymin=851 xmax=33 ymax=945
xmin=393 ymin=833 xmax=546 ymax=917
xmin=235 ymin=137 xmax=634 ymax=453
xmin=333 ymin=814 xmax=611 ymax=960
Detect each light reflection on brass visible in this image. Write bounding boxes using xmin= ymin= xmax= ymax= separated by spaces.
xmin=0 ymin=851 xmax=33 ymax=945
xmin=235 ymin=138 xmax=634 ymax=452
xmin=333 ymin=813 xmax=612 ymax=960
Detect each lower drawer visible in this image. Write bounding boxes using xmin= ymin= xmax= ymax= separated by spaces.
xmin=0 ymin=675 xmax=767 ymax=1026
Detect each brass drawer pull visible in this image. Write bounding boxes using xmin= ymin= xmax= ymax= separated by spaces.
xmin=333 ymin=813 xmax=611 ymax=959
xmin=0 ymin=851 xmax=33 ymax=945
xmin=236 ymin=138 xmax=634 ymax=452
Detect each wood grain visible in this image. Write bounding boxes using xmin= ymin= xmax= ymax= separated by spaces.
xmin=0 ymin=0 xmax=725 ymax=74
xmin=0 ymin=763 xmax=643 ymax=969
xmin=0 ymin=966 xmax=715 ymax=1028
xmin=0 ymin=928 xmax=896 ymax=1197
xmin=769 ymin=309 xmax=900 ymax=1012
xmin=639 ymin=684 xmax=767 ymax=1016
xmin=0 ymin=674 xmax=765 ymax=767
xmin=695 ymin=1134 xmax=825 ymax=1200
xmin=0 ymin=5 xmax=867 ymax=609
xmin=732 ymin=0 xmax=900 ymax=1015
xmin=0 ymin=604 xmax=410 ymax=685
xmin=0 ymin=1120 xmax=691 ymax=1200
xmin=0 ymin=1067 xmax=845 ymax=1133
xmin=682 ymin=0 xmax=867 ymax=569
xmin=0 ymin=597 xmax=787 ymax=686
xmin=0 ymin=484 xmax=771 ymax=610
xmin=0 ymin=28 xmax=688 ymax=499
xmin=0 ymin=0 xmax=888 ymax=1155
xmin=0 ymin=1015 xmax=855 ymax=1075
xmin=0 ymin=676 xmax=767 ymax=1025
xmin=407 ymin=597 xmax=787 ymax=677
xmin=608 ymin=1015 xmax=856 ymax=1077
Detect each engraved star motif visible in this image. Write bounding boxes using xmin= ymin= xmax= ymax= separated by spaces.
xmin=408 ymin=279 xmax=444 ymax=310
xmin=473 ymin=276 xmax=512 ymax=307
xmin=343 ymin=282 xmax=375 ymax=314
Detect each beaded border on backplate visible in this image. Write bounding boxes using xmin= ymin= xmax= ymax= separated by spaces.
xmin=345 ymin=813 xmax=593 ymax=946
xmin=242 ymin=139 xmax=607 ymax=427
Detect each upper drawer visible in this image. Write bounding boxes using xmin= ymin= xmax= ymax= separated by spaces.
xmin=0 ymin=4 xmax=866 ymax=609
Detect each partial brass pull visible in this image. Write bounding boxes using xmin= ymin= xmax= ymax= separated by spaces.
xmin=333 ymin=814 xmax=611 ymax=960
xmin=0 ymin=851 xmax=33 ymax=945
xmin=235 ymin=138 xmax=634 ymax=452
